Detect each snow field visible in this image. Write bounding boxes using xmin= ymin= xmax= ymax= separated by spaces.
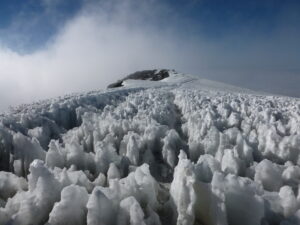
xmin=1 ymin=72 xmax=300 ymax=224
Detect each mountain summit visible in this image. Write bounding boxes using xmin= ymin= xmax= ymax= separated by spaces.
xmin=0 ymin=70 xmax=300 ymax=225
xmin=107 ymin=69 xmax=170 ymax=88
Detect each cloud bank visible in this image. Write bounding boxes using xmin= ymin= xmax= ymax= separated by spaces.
xmin=0 ymin=0 xmax=299 ymax=111
xmin=0 ymin=0 xmax=201 ymax=111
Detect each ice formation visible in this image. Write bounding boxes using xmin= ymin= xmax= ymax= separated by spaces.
xmin=1 ymin=69 xmax=300 ymax=224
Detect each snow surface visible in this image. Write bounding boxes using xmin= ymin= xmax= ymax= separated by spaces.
xmin=1 ymin=70 xmax=300 ymax=225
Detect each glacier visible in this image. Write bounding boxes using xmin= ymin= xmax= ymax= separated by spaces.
xmin=1 ymin=69 xmax=300 ymax=225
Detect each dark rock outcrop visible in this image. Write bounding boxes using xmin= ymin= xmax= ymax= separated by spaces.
xmin=108 ymin=69 xmax=170 ymax=88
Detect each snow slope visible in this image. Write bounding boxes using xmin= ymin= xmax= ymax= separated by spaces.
xmin=1 ymin=69 xmax=300 ymax=225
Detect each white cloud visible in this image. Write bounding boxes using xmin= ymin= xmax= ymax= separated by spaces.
xmin=0 ymin=0 xmax=203 ymax=111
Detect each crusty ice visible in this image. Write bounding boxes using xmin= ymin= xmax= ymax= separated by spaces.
xmin=1 ymin=69 xmax=300 ymax=225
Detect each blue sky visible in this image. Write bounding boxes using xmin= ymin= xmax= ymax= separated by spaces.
xmin=0 ymin=0 xmax=83 ymax=52
xmin=0 ymin=0 xmax=299 ymax=111
xmin=1 ymin=0 xmax=299 ymax=52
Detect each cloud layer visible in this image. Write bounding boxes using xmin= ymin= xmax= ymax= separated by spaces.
xmin=0 ymin=0 xmax=202 ymax=111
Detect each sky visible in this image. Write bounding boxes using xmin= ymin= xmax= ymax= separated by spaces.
xmin=0 ymin=0 xmax=300 ymax=111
